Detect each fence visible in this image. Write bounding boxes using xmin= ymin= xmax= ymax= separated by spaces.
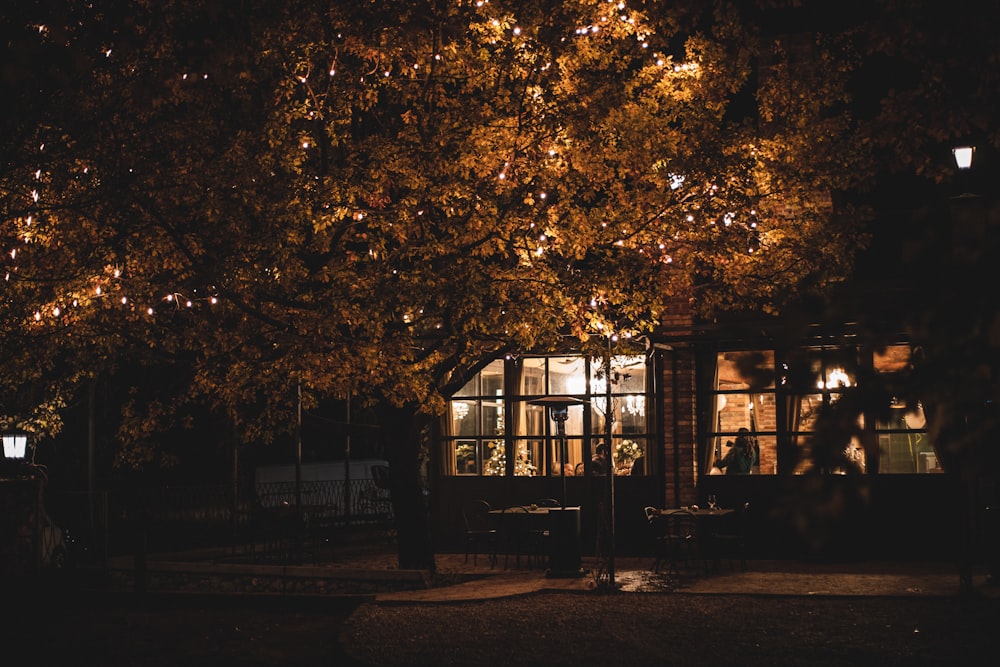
xmin=47 ymin=478 xmax=394 ymax=567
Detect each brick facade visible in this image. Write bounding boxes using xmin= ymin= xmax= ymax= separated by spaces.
xmin=657 ymin=299 xmax=699 ymax=508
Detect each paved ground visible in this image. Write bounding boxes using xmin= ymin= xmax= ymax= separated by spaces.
xmin=269 ymin=540 xmax=997 ymax=602
xmin=365 ymin=554 xmax=996 ymax=602
xmin=9 ymin=548 xmax=997 ymax=666
xmin=94 ymin=534 xmax=999 ymax=603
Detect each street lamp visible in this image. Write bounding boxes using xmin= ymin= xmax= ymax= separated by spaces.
xmin=953 ymin=145 xmax=975 ymax=170
xmin=950 ymin=144 xmax=985 ymax=261
xmin=2 ymin=432 xmax=28 ymax=459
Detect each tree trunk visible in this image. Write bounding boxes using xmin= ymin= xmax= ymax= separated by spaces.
xmin=382 ymin=404 xmax=436 ymax=572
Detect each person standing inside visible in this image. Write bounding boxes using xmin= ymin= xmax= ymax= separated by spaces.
xmin=591 ymin=441 xmax=609 ymax=475
xmin=715 ymin=428 xmax=757 ymax=475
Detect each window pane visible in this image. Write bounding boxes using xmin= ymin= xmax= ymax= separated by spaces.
xmin=792 ymin=393 xmax=823 ymax=433
xmin=481 ymin=359 xmax=505 ymax=397
xmin=519 ymin=438 xmax=545 ymax=476
xmin=483 ymin=400 xmax=504 ymax=436
xmin=712 ymin=392 xmax=775 ymax=475
xmin=522 ymin=403 xmax=546 ymax=437
xmin=873 ymin=345 xmax=913 ymax=373
xmin=455 ymin=441 xmax=478 ymax=475
xmin=454 ymin=376 xmax=477 ymax=397
xmin=482 ymin=439 xmax=505 ymax=476
xmin=613 ymin=437 xmax=646 ymax=475
xmin=874 ymin=346 xmax=937 ymax=474
xmin=566 ymin=437 xmax=585 ymax=475
xmin=718 ymin=350 xmax=775 ymax=390
xmin=451 ymin=401 xmax=480 ymax=436
xmin=878 ymin=400 xmax=937 ymax=473
xmin=511 ymin=439 xmax=537 ymax=476
xmin=521 ymin=357 xmax=547 ymax=395
xmin=876 ymin=400 xmax=926 ymax=430
xmin=710 ymin=350 xmax=776 ymax=476
xmin=612 ymin=355 xmax=646 ymax=392
xmin=550 ymin=356 xmax=586 ymax=395
xmin=617 ymin=396 xmax=646 ymax=433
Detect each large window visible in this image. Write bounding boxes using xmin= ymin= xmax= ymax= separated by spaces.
xmin=590 ymin=355 xmax=649 ymax=475
xmin=705 ymin=350 xmax=777 ymax=475
xmin=446 ymin=360 xmax=506 ymax=476
xmin=874 ymin=345 xmax=937 ymax=473
xmin=703 ymin=343 xmax=938 ymax=478
xmin=785 ymin=348 xmax=862 ymax=474
xmin=442 ymin=354 xmax=650 ymax=476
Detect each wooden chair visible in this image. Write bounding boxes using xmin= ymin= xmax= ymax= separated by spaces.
xmin=644 ymin=507 xmax=699 ymax=573
xmin=461 ymin=499 xmax=497 ymax=567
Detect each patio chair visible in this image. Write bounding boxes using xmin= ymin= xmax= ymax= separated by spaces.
xmin=461 ymin=499 xmax=497 ymax=567
xmin=644 ymin=506 xmax=674 ymax=573
xmin=644 ymin=507 xmax=698 ymax=573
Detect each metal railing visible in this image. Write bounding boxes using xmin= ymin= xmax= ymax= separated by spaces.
xmin=48 ymin=479 xmax=394 ymax=566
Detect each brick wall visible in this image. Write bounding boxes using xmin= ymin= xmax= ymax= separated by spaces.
xmin=658 ymin=299 xmax=700 ymax=508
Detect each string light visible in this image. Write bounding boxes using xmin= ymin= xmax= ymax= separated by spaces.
xmin=4 ymin=0 xmax=766 ymax=334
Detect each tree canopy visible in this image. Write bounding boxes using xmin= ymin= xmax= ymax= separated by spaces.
xmin=1 ymin=0 xmax=869 ymax=443
xmin=4 ymin=0 xmax=996 ymax=568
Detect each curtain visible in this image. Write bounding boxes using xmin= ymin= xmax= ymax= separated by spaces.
xmin=439 ymin=406 xmax=456 ymax=475
xmin=508 ymin=359 xmax=528 ymax=475
xmin=696 ymin=349 xmax=720 ymax=474
xmin=748 ymin=391 xmax=762 ymax=474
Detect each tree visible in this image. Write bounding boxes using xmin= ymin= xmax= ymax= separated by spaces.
xmin=2 ymin=0 xmax=872 ymax=569
xmin=766 ymin=0 xmax=1000 ymax=582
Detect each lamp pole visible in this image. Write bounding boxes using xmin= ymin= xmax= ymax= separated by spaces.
xmin=603 ymin=340 xmax=616 ymax=589
xmin=552 ymin=408 xmax=569 ymax=508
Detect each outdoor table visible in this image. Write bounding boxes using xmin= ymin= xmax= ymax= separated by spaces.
xmin=654 ymin=507 xmax=734 ymax=518
xmin=654 ymin=507 xmax=739 ymax=570
xmin=489 ymin=506 xmax=584 ymax=575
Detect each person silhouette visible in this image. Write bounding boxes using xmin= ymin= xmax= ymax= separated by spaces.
xmin=715 ymin=428 xmax=757 ymax=475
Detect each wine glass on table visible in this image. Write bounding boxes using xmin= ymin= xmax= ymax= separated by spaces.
xmin=707 ymin=494 xmax=718 ymax=511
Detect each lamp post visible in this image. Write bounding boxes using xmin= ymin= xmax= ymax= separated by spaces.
xmin=528 ymin=396 xmax=588 ymax=578
xmin=950 ymin=143 xmax=985 ymax=263
xmin=947 ymin=142 xmax=1000 ymax=591
xmin=603 ymin=344 xmax=617 ymax=589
